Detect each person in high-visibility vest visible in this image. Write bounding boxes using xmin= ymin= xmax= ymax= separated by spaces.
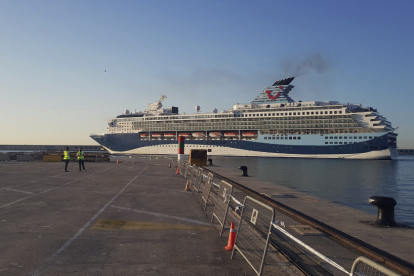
xmin=77 ymin=147 xmax=86 ymax=172
xmin=63 ymin=147 xmax=70 ymax=172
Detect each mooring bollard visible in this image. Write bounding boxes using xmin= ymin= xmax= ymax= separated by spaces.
xmin=369 ymin=196 xmax=398 ymax=227
xmin=208 ymin=158 xmax=213 ymax=165
xmin=239 ymin=166 xmax=248 ymax=176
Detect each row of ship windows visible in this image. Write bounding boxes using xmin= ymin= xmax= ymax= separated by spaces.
xmin=264 ymin=136 xmax=301 ymax=140
xmin=325 ymin=136 xmax=374 ymax=139
xmin=134 ymin=120 xmax=353 ymax=126
xmin=242 ymin=110 xmax=342 ymax=117
xmin=139 ymin=110 xmax=343 ymax=121
xmin=132 ymin=116 xmax=351 ymax=124
xmin=118 ymin=113 xmax=346 ymax=124
xmin=325 ymin=142 xmax=359 ymax=145
xmin=264 ymin=136 xmax=377 ymax=141
xmin=149 ymin=144 xmax=383 ymax=150
xmin=263 ymin=136 xmax=379 ymax=141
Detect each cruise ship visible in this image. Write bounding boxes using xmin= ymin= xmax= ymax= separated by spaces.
xmin=90 ymin=77 xmax=398 ymax=159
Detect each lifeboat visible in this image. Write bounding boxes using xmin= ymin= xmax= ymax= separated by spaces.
xmin=164 ymin=133 xmax=176 ymax=138
xmin=224 ymin=132 xmax=238 ymax=137
xmin=209 ymin=132 xmax=222 ymax=138
xmin=151 ymin=133 xmax=163 ymax=138
xmin=140 ymin=133 xmax=149 ymax=138
xmin=179 ymin=133 xmax=191 ymax=137
xmin=192 ymin=132 xmax=205 ymax=138
xmin=242 ymin=132 xmax=257 ymax=137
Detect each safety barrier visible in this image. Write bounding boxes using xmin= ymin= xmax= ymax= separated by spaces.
xmin=173 ymin=162 xmax=404 ymax=276
xmin=350 ymin=256 xmax=401 ymax=276
xmin=16 ymin=154 xmax=34 ymax=161
xmin=191 ymin=168 xmax=204 ymax=196
xmin=169 ymin=158 xmax=176 ymax=169
xmin=211 ymin=180 xmax=233 ymax=237
xmin=200 ymin=172 xmax=214 ymax=210
xmin=183 ymin=163 xmax=190 ymax=179
xmin=192 ymin=171 xmax=205 ymax=196
xmin=0 ymin=153 xmax=11 ymax=161
xmin=189 ymin=167 xmax=199 ymax=189
xmin=185 ymin=165 xmax=193 ymax=181
xmin=231 ymin=196 xmax=275 ymax=276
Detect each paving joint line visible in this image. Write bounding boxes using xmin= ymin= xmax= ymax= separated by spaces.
xmin=31 ymin=164 xmax=149 ymax=276
xmin=0 ymin=168 xmax=114 ymax=209
xmin=111 ymin=205 xmax=213 ymax=226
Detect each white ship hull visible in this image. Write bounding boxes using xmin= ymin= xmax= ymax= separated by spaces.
xmin=105 ymin=146 xmax=395 ymax=160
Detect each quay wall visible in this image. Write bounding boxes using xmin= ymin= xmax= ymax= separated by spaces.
xmin=195 ymin=162 xmax=414 ymax=275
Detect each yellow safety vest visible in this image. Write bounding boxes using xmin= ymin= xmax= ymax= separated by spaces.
xmin=77 ymin=151 xmax=84 ymax=160
xmin=63 ymin=151 xmax=70 ymax=160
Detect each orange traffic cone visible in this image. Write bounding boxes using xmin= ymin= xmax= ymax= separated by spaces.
xmin=176 ymin=167 xmax=180 ymax=175
xmin=184 ymin=180 xmax=191 ymax=191
xmin=225 ymin=222 xmax=237 ymax=251
xmin=117 ymin=160 xmax=119 ymax=165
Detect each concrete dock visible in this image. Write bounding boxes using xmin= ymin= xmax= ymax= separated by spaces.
xmin=1 ymin=157 xmax=413 ymax=276
xmin=0 ymin=159 xmax=262 ymax=275
xmin=206 ymin=165 xmax=414 ymax=276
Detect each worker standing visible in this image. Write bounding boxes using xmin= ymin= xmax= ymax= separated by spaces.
xmin=77 ymin=147 xmax=86 ymax=172
xmin=63 ymin=147 xmax=70 ymax=172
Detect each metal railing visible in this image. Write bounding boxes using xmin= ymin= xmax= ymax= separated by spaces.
xmin=169 ymin=158 xmax=176 ymax=169
xmin=172 ymin=161 xmax=408 ymax=276
xmin=200 ymin=172 xmax=214 ymax=210
xmin=211 ymin=180 xmax=233 ymax=237
xmin=350 ymin=257 xmax=401 ymax=276
xmin=189 ymin=166 xmax=198 ymax=187
xmin=231 ymin=196 xmax=275 ymax=276
xmin=191 ymin=168 xmax=204 ymax=197
xmin=182 ymin=162 xmax=190 ymax=179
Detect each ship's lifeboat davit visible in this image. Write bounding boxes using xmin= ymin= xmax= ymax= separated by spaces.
xmin=209 ymin=132 xmax=222 ymax=138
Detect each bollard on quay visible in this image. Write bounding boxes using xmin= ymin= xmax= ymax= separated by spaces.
xmin=369 ymin=196 xmax=398 ymax=227
xmin=239 ymin=166 xmax=248 ymax=176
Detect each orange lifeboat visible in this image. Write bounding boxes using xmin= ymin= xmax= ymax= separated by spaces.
xmin=192 ymin=132 xmax=205 ymax=138
xmin=224 ymin=132 xmax=237 ymax=137
xmin=140 ymin=133 xmax=149 ymax=138
xmin=242 ymin=132 xmax=257 ymax=137
xmin=209 ymin=132 xmax=222 ymax=137
xmin=164 ymin=133 xmax=176 ymax=138
xmin=151 ymin=133 xmax=163 ymax=138
xmin=179 ymin=133 xmax=191 ymax=137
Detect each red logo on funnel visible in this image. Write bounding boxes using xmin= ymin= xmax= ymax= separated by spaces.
xmin=265 ymin=90 xmax=280 ymax=100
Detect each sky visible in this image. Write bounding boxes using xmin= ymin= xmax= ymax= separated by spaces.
xmin=1 ymin=0 xmax=414 ymax=148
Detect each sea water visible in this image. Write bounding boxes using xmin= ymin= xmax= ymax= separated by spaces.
xmin=212 ymin=155 xmax=414 ymax=227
